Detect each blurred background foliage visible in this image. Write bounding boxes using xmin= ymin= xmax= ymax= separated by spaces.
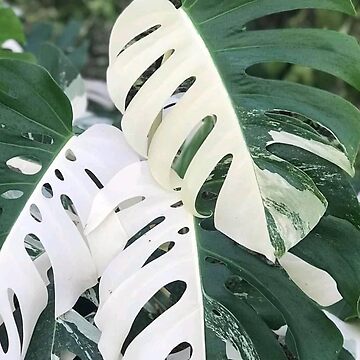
xmin=5 ymin=0 xmax=360 ymax=101
xmin=4 ymin=0 xmax=359 ymax=90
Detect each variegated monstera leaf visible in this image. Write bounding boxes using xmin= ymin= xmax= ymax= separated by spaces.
xmin=0 ymin=59 xmax=138 ymax=359
xmin=107 ymin=0 xmax=360 ymax=261
xmin=85 ymin=137 xmax=360 ymax=360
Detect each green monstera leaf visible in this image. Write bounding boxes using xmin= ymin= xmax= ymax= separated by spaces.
xmin=0 ymin=59 xmax=73 ymax=246
xmin=0 ymin=58 xmax=139 ymax=359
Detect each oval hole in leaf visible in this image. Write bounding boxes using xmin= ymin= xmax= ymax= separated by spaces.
xmin=55 ymin=169 xmax=64 ymax=181
xmin=147 ymin=77 xmax=196 ymax=148
xmin=6 ymin=156 xmax=42 ymax=175
xmin=171 ymin=201 xmax=183 ymax=208
xmin=41 ymin=183 xmax=53 ymax=199
xmin=195 ymin=154 xmax=233 ymax=217
xmin=122 ymin=281 xmax=187 ymax=356
xmin=117 ymin=24 xmax=161 ymax=57
xmin=168 ymin=0 xmax=183 ymax=10
xmin=30 ymin=204 xmax=42 ymax=222
xmin=0 ymin=314 xmax=9 ymax=353
xmin=60 ymin=194 xmax=81 ymax=228
xmin=167 ymin=342 xmax=193 ymax=360
xmin=85 ymin=169 xmax=104 ymax=189
xmin=163 ymin=77 xmax=196 ymax=113
xmin=7 ymin=290 xmax=23 ymax=351
xmin=172 ymin=115 xmax=217 ymax=179
xmin=115 ymin=196 xmax=145 ymax=213
xmin=125 ymin=50 xmax=175 ymax=110
xmin=178 ymin=227 xmax=189 ymax=235
xmin=142 ymin=241 xmax=175 ymax=267
xmin=124 ymin=216 xmax=165 ymax=249
xmin=1 ymin=190 xmax=24 ymax=200
xmin=24 ymin=233 xmax=45 ymax=260
xmin=22 ymin=132 xmax=54 ymax=145
xmin=65 ymin=149 xmax=76 ymax=162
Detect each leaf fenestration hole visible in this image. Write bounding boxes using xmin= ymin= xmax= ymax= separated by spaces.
xmin=65 ymin=149 xmax=77 ymax=162
xmin=41 ymin=183 xmax=53 ymax=199
xmin=55 ymin=169 xmax=64 ymax=181
xmin=0 ymin=314 xmax=9 ymax=353
xmin=85 ymin=169 xmax=104 ymax=189
xmin=6 ymin=156 xmax=42 ymax=175
xmin=114 ymin=196 xmax=145 ymax=213
xmin=125 ymin=216 xmax=166 ymax=249
xmin=195 ymin=154 xmax=233 ymax=217
xmin=163 ymin=77 xmax=196 ymax=112
xmin=171 ymin=201 xmax=183 ymax=208
xmin=142 ymin=241 xmax=175 ymax=267
xmin=8 ymin=290 xmax=23 ymax=351
xmin=168 ymin=0 xmax=182 ymax=9
xmin=125 ymin=50 xmax=175 ymax=109
xmin=172 ymin=115 xmax=217 ymax=179
xmin=61 ymin=194 xmax=81 ymax=228
xmin=122 ymin=281 xmax=187 ymax=356
xmin=117 ymin=25 xmax=161 ymax=57
xmin=30 ymin=204 xmax=42 ymax=222
xmin=22 ymin=132 xmax=54 ymax=145
xmin=1 ymin=190 xmax=23 ymax=200
xmin=24 ymin=234 xmax=45 ymax=260
xmin=167 ymin=343 xmax=193 ymax=360
xmin=178 ymin=227 xmax=189 ymax=235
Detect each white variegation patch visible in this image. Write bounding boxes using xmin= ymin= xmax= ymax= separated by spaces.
xmin=279 ymin=252 xmax=341 ymax=306
xmin=325 ymin=312 xmax=360 ymax=358
xmin=255 ymin=168 xmax=326 ymax=252
xmin=268 ymin=130 xmax=354 ymax=176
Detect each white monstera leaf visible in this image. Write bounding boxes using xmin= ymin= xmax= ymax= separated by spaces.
xmin=107 ymin=0 xmax=360 ymax=261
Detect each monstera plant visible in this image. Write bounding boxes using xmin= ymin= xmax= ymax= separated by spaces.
xmin=0 ymin=0 xmax=360 ymax=359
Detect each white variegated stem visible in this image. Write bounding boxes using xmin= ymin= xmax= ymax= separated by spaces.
xmin=86 ymin=162 xmax=206 ymax=360
xmin=107 ymin=0 xmax=351 ymax=261
xmin=0 ymin=125 xmax=137 ymax=359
